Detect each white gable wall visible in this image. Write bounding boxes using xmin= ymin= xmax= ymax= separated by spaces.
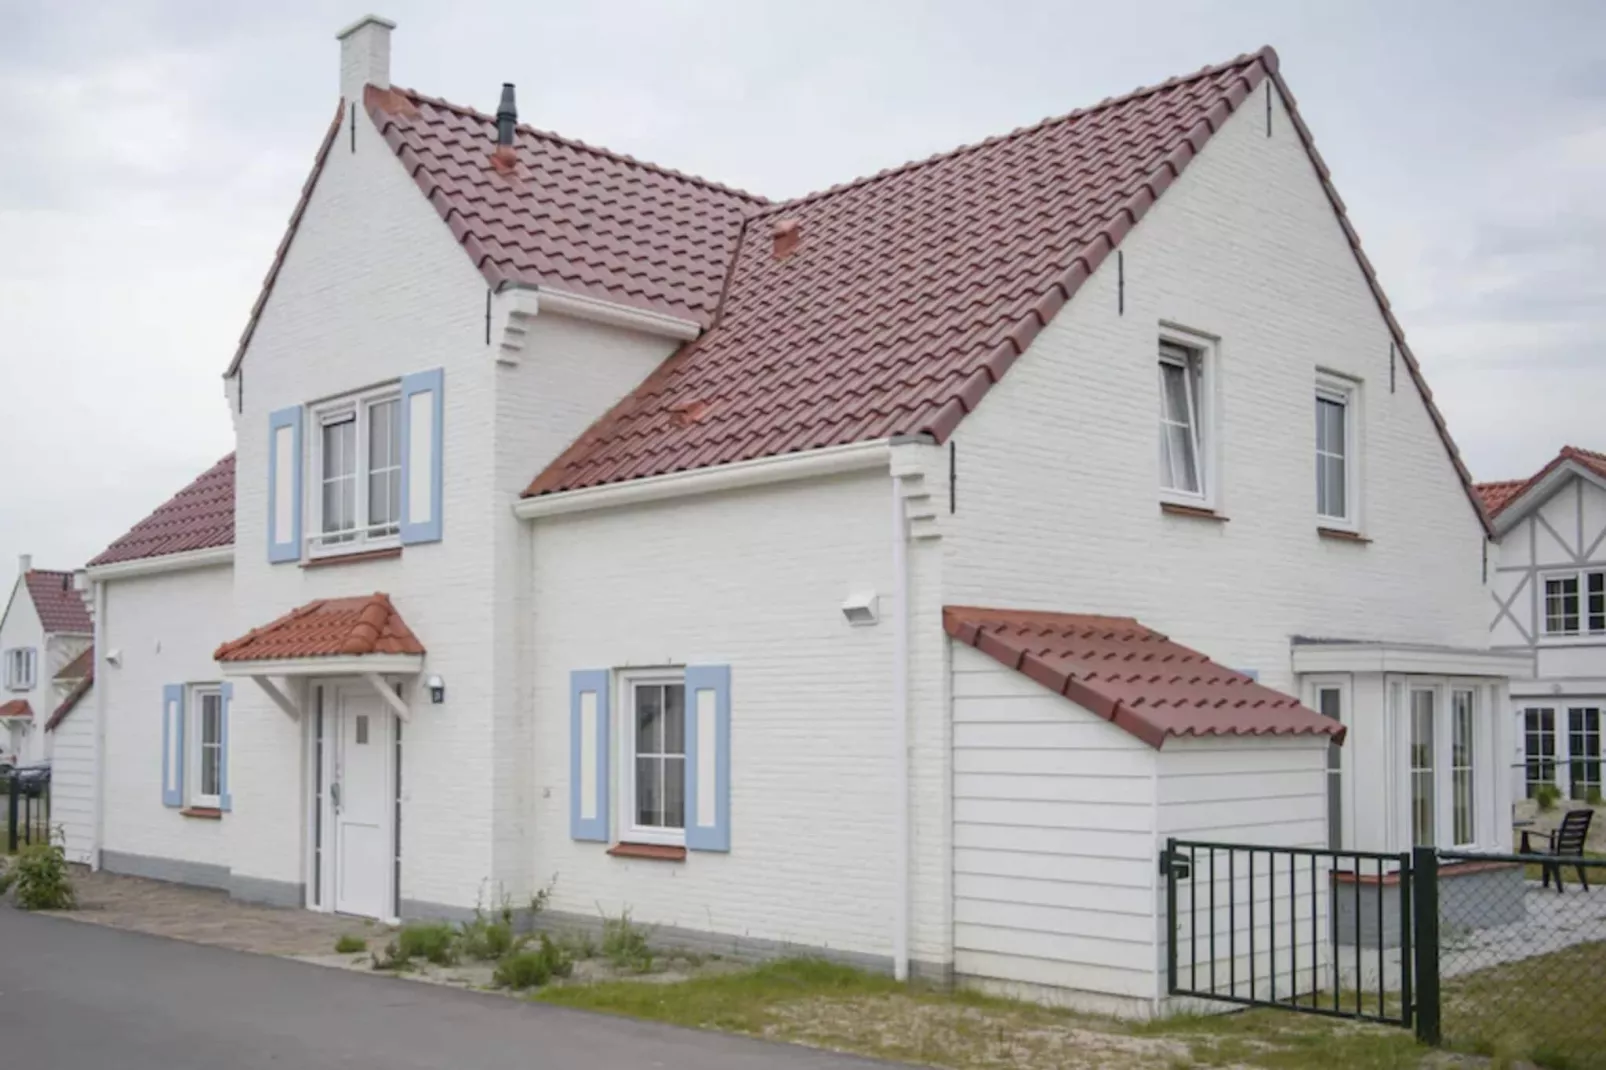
xmin=940 ymin=83 xmax=1489 ymax=688
xmin=49 ymin=683 xmax=95 ymax=863
xmin=228 ymin=98 xmax=499 ymax=909
xmin=0 ymin=580 xmax=44 ymax=763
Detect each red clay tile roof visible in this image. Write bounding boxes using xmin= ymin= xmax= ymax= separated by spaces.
xmin=90 ymin=454 xmax=235 ymax=567
xmin=364 ymin=85 xmax=762 ymax=327
xmin=944 ymin=606 xmax=1343 ymax=748
xmin=23 ymin=570 xmax=92 ymax=634
xmin=214 ymin=593 xmax=424 ymax=662
xmin=46 ymin=672 xmax=92 ymax=732
xmin=54 ymin=645 xmax=93 ymax=681
xmin=0 ymin=700 xmax=33 ymax=721
xmin=1478 ymin=446 xmax=1606 ymax=521
xmin=514 ymin=48 xmax=1490 ymax=535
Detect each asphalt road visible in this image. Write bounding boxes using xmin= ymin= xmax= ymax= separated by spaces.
xmin=0 ymin=907 xmax=885 ymax=1069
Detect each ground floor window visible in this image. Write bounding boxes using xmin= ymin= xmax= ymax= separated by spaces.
xmin=622 ymin=676 xmax=686 ymax=844
xmin=1410 ymin=689 xmax=1437 ymax=847
xmin=190 ymin=685 xmax=224 ymax=808
xmin=1568 ymin=707 xmax=1601 ymax=800
xmin=1451 ymin=688 xmax=1476 ymax=846
xmin=1524 ymin=708 xmax=1557 ymax=798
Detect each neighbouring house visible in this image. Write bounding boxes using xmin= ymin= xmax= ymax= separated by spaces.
xmin=74 ymin=17 xmax=1523 ymax=1015
xmin=44 ymin=644 xmax=95 ymax=862
xmin=0 ymin=555 xmax=93 ymax=766
xmin=1480 ymin=446 xmax=1606 ymax=812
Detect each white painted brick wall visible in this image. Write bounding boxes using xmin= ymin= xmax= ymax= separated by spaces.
xmin=530 ymin=470 xmax=934 ymax=961
xmin=0 ymin=583 xmax=43 ymax=764
xmin=48 ymin=684 xmax=95 ymax=864
xmin=941 ymin=86 xmax=1490 ymax=688
xmin=100 ymin=565 xmax=234 ymax=867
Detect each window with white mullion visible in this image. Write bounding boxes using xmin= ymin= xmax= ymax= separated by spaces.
xmin=191 ymin=687 xmax=223 ymax=808
xmin=311 ymin=389 xmax=401 ymax=553
xmin=1315 ymin=388 xmax=1349 ymax=521
xmin=320 ymin=413 xmax=358 ymax=544
xmin=1567 ymin=707 xmax=1601 ymax=799
xmin=1540 ymin=571 xmax=1606 ymax=636
xmin=624 ymin=678 xmax=686 ymax=843
xmin=1450 ymin=688 xmax=1476 ymax=846
xmin=1158 ymin=343 xmax=1203 ymax=497
xmin=1409 ymin=688 xmax=1436 ymax=847
xmin=366 ymin=398 xmax=401 ymax=538
xmin=1524 ymin=707 xmax=1558 ymax=798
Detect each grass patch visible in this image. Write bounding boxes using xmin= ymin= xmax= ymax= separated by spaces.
xmin=1441 ymin=939 xmax=1606 ymax=1070
xmin=537 ymin=958 xmax=1431 ymax=1069
xmin=334 ymin=934 xmax=367 ymax=955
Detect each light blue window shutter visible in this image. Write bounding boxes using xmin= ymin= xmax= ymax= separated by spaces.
xmin=399 ymin=368 xmax=445 ymax=545
xmin=267 ymin=405 xmax=303 ymax=563
xmin=161 ymin=684 xmax=185 ymax=808
xmin=684 ymin=665 xmax=731 ymax=852
xmin=218 ymin=682 xmax=233 ymax=812
xmin=569 ymin=669 xmax=610 ymax=842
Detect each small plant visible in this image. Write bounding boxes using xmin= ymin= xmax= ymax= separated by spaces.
xmin=556 ymin=928 xmax=597 ymax=960
xmin=395 ymin=921 xmax=458 ymax=965
xmin=371 ymin=938 xmax=411 ymax=972
xmin=600 ymin=908 xmax=654 ymax=973
xmin=334 ymin=934 xmax=367 ymax=954
xmin=0 ymin=840 xmax=75 ymax=910
xmin=1536 ymin=783 xmax=1562 ymax=812
xmin=493 ymin=933 xmax=573 ymax=990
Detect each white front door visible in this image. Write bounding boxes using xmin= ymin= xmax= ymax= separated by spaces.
xmin=331 ymin=689 xmax=393 ymax=919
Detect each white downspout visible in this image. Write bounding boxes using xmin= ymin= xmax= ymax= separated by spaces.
xmin=90 ymin=579 xmax=107 ymax=871
xmin=891 ymin=474 xmax=910 ymax=982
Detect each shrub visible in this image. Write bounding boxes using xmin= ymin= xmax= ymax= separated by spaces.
xmin=494 ymin=933 xmax=573 ymax=990
xmin=459 ymin=913 xmax=515 ymax=961
xmin=1536 ymin=783 xmax=1562 ymax=812
xmin=334 ymin=934 xmax=367 ymax=954
xmin=556 ymin=928 xmax=597 ymax=960
xmin=395 ymin=922 xmax=458 ymax=965
xmin=601 ymin=909 xmax=654 ymax=973
xmin=0 ymin=841 xmax=75 ymax=910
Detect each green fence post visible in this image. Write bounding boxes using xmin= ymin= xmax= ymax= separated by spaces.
xmin=1164 ymin=838 xmax=1178 ymax=995
xmin=6 ymin=776 xmax=17 ymax=853
xmin=1411 ymin=847 xmax=1440 ymax=1046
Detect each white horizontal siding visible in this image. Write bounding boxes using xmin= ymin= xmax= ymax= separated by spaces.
xmin=950 ymin=644 xmax=1159 ymax=1001
xmin=48 ymin=691 xmax=95 ymax=864
xmin=1159 ymin=736 xmax=1330 ymax=1005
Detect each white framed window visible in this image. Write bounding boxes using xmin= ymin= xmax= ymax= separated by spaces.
xmin=190 ymin=685 xmax=224 ymax=809
xmin=1542 ymin=570 xmax=1606 ymax=636
xmin=1523 ymin=707 xmax=1557 ymax=799
xmin=1567 ymin=707 xmax=1601 ymax=799
xmin=1409 ymin=688 xmax=1436 ymax=847
xmin=618 ymin=673 xmax=686 ymax=845
xmin=1315 ymin=373 xmax=1360 ymax=528
xmin=309 ymin=387 xmax=402 ymax=556
xmin=3 ymin=647 xmax=36 ymax=691
xmin=1311 ymin=681 xmax=1345 ymax=850
xmin=1450 ymin=688 xmax=1476 ymax=847
xmin=1157 ymin=329 xmax=1217 ymax=506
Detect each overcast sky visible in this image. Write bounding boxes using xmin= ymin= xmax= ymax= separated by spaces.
xmin=2 ymin=0 xmax=1603 ymax=591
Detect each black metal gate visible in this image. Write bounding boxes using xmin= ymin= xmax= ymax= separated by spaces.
xmin=1162 ymin=838 xmax=1416 ymax=1028
xmin=5 ymin=766 xmax=52 ymax=852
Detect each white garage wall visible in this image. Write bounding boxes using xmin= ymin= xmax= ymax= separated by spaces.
xmin=48 ymin=688 xmax=94 ymax=864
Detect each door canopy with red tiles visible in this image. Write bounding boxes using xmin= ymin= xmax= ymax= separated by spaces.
xmin=215 ymin=594 xmax=424 ymax=665
xmin=0 ymin=700 xmax=34 ymax=721
xmin=944 ymin=606 xmax=1342 ymax=748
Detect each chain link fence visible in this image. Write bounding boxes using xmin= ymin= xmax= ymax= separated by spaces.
xmin=1435 ymin=843 xmax=1606 ymax=1069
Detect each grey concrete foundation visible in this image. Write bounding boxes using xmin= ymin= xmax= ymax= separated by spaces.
xmin=228 ymin=873 xmax=305 ymax=909
xmin=101 ymin=850 xmax=302 ymax=910
xmin=1334 ymin=862 xmax=1526 ymax=948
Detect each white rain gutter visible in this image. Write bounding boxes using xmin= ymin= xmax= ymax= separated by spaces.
xmin=890 ymin=473 xmax=911 ymax=982
xmin=513 ymin=439 xmax=896 ymax=520
xmin=85 ymin=545 xmax=233 ymax=582
xmin=90 ymin=577 xmax=107 ymax=871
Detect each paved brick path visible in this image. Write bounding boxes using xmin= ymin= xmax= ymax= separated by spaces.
xmin=50 ymin=867 xmax=376 ymax=957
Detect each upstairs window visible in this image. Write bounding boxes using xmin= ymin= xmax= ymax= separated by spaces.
xmin=1158 ymin=341 xmax=1205 ymax=498
xmin=312 ymin=389 xmax=401 ymax=555
xmin=1543 ymin=570 xmax=1606 ymax=636
xmin=4 ymin=648 xmax=35 ymax=691
xmin=1315 ymin=374 xmax=1359 ymax=528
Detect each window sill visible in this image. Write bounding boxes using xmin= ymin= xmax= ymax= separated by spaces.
xmin=1317 ymin=526 xmax=1371 ymax=544
xmin=1160 ymin=501 xmax=1228 ymax=522
xmin=607 ymin=842 xmax=686 ymax=862
xmin=301 ymin=546 xmax=403 ymax=569
xmin=180 ymin=806 xmax=223 ymax=820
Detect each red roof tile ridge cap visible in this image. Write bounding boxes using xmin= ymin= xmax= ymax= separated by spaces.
xmin=382 ymin=85 xmax=768 ymax=205
xmin=752 ymin=46 xmax=1276 ymax=218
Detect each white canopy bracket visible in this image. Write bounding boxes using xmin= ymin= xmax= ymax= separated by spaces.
xmin=251 ymin=676 xmax=301 ymax=721
xmin=364 ymin=672 xmax=411 ymax=722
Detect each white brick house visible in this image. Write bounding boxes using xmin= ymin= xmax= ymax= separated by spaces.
xmin=0 ymin=556 xmax=93 ymax=767
xmin=73 ymin=18 xmax=1522 ymax=1014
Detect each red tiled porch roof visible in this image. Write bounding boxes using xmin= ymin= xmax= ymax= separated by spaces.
xmin=24 ymin=570 xmax=92 ymax=634
xmin=944 ymin=606 xmax=1343 ymax=748
xmin=1475 ymin=446 xmax=1606 ymax=521
xmin=90 ymin=454 xmax=235 ymax=567
xmin=0 ymin=700 xmax=34 ymax=721
xmin=214 ymin=594 xmax=424 ymax=663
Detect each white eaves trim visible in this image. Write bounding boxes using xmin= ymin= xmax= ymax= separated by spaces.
xmin=506 ymin=284 xmax=702 ymax=342
xmin=514 ymin=439 xmax=896 ymax=521
xmin=1291 ymin=642 xmax=1532 ymax=678
xmin=1492 ymin=459 xmax=1606 ymax=537
xmin=219 ymin=654 xmax=424 ymax=678
xmin=85 ymin=545 xmax=233 ymax=582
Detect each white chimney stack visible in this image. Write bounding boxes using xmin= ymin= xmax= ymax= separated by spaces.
xmin=18 ymin=553 xmax=31 ymax=575
xmin=337 ymin=14 xmax=395 ymax=103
